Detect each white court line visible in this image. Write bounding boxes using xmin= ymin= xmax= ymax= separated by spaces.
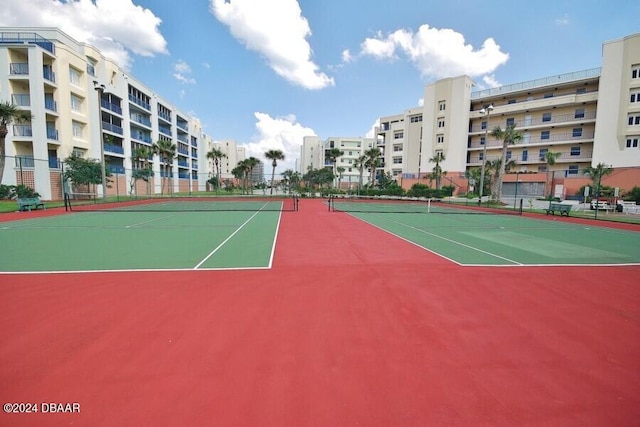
xmin=125 ymin=213 xmax=181 ymax=228
xmin=193 ymin=203 xmax=269 ymax=269
xmin=267 ymin=209 xmax=283 ymax=268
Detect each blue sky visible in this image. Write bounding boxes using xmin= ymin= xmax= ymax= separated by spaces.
xmin=1 ymin=0 xmax=639 ymax=172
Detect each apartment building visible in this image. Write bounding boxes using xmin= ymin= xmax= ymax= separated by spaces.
xmin=0 ymin=28 xmax=205 ymax=200
xmin=377 ymin=33 xmax=640 ymax=198
xmin=299 ymin=135 xmax=375 ymax=189
xmin=206 ymin=138 xmax=247 ymax=182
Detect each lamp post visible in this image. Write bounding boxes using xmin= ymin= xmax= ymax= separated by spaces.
xmin=478 ymin=104 xmax=494 ymax=204
xmin=93 ymin=80 xmax=108 ymax=201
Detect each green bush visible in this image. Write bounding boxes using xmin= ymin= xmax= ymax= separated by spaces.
xmin=0 ymin=185 xmax=39 ymax=199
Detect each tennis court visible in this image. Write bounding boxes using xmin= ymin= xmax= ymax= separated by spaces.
xmin=1 ymin=198 xmax=639 ymax=426
xmin=330 ymin=197 xmax=640 ymax=266
xmin=0 ymin=197 xmax=292 ymax=273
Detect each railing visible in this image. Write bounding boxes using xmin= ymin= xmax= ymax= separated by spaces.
xmin=191 ymin=151 xmax=197 ymax=158
xmin=104 ymin=143 xmax=125 ymax=155
xmin=0 ymin=31 xmax=55 ymax=54
xmin=11 ymin=94 xmax=30 ymax=106
xmin=177 ymin=121 xmax=188 ymax=131
xmin=131 ymin=131 xmax=152 ymax=143
xmin=177 ymin=134 xmax=188 ymax=143
xmin=159 ymin=125 xmax=172 ymax=136
xmin=469 ymin=111 xmax=597 ymax=132
xmin=130 ymin=114 xmax=151 ymax=127
xmin=471 ymin=68 xmax=601 ymax=99
xmin=102 ymin=99 xmax=123 ymax=115
xmin=46 ymin=128 xmax=59 ymax=140
xmin=109 ymin=165 xmax=126 ymax=174
xmin=160 ymin=171 xmax=174 ymax=178
xmin=49 ymin=157 xmax=61 ymax=169
xmin=178 ymin=147 xmax=189 ymax=155
xmin=14 ymin=156 xmax=35 ymax=167
xmin=9 ymin=63 xmax=29 ymax=75
xmin=191 ymin=139 xmax=197 ymax=147
xmin=128 ymin=94 xmax=150 ymax=111
xmin=158 ymin=111 xmax=171 ymax=122
xmin=102 ymin=121 xmax=123 ymax=135
xmin=43 ymin=67 xmax=56 ymax=83
xmin=45 ymin=98 xmax=57 ymax=112
xmin=178 ymin=171 xmax=191 ymax=179
xmin=12 ymin=124 xmax=33 ymax=137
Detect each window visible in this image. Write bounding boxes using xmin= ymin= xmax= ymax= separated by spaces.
xmin=631 ymin=90 xmax=640 ymax=103
xmin=72 ymin=148 xmax=86 ymax=157
xmin=572 ymin=128 xmax=583 ymax=137
xmin=480 ymin=136 xmax=485 ymax=145
xmin=522 ymin=150 xmax=528 ymax=161
xmin=567 ymin=165 xmax=579 ymax=175
xmin=508 ymin=99 xmax=516 ymax=104
xmin=69 ymin=67 xmax=81 ymax=86
xmin=410 ymin=115 xmax=423 ymax=123
xmin=570 ymin=146 xmax=581 ymax=156
xmin=72 ymin=121 xmax=84 ymax=138
xmin=393 ymin=144 xmax=402 ymax=152
xmin=506 ymin=118 xmax=515 ymax=126
xmin=632 ymin=65 xmax=640 ymax=79
xmin=437 ymin=135 xmax=444 ymax=144
xmin=628 ymin=114 xmax=640 ymax=125
xmin=479 ymin=153 xmax=484 ymax=161
xmin=506 ymin=151 xmax=512 ymax=160
xmin=576 ymin=87 xmax=586 ymax=94
xmin=541 ymin=131 xmax=550 ymax=140
xmin=438 ymin=101 xmax=446 ymax=111
xmin=481 ymin=121 xmax=487 ymax=130
xmin=626 ymin=137 xmax=639 ymax=148
xmin=575 ymin=109 xmax=585 ymax=119
xmin=544 ymin=93 xmax=554 ymax=98
xmin=394 ymin=132 xmax=403 ymax=139
xmin=539 ymin=148 xmax=548 ymax=160
xmin=392 ymin=157 xmax=402 ymax=164
xmin=70 ymin=94 xmax=82 ymax=112
xmin=542 ymin=113 xmax=552 ymax=122
xmin=438 ymin=119 xmax=445 ymax=128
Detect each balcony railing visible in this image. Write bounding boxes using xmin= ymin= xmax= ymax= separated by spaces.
xmin=45 ymin=98 xmax=57 ymax=112
xmin=43 ymin=67 xmax=55 ymax=83
xmin=159 ymin=125 xmax=172 ymax=136
xmin=177 ymin=134 xmax=188 ymax=143
xmin=104 ymin=143 xmax=125 ymax=155
xmin=12 ymin=124 xmax=32 ymax=137
xmin=128 ymin=94 xmax=150 ymax=111
xmin=102 ymin=99 xmax=123 ymax=115
xmin=0 ymin=31 xmax=55 ymax=53
xmin=178 ymin=159 xmax=189 ymax=167
xmin=469 ymin=111 xmax=597 ymax=133
xmin=158 ymin=111 xmax=171 ymax=122
xmin=109 ymin=165 xmax=126 ymax=174
xmin=130 ymin=114 xmax=151 ymax=127
xmin=11 ymin=94 xmax=30 ymax=106
xmin=177 ymin=121 xmax=188 ymax=131
xmin=178 ymin=171 xmax=191 ymax=179
xmin=46 ymin=128 xmax=59 ymax=140
xmin=102 ymin=122 xmax=123 ymax=135
xmin=131 ymin=131 xmax=152 ymax=144
xmin=49 ymin=157 xmax=61 ymax=169
xmin=14 ymin=156 xmax=34 ymax=167
xmin=9 ymin=63 xmax=29 ymax=75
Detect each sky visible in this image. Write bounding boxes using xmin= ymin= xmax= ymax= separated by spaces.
xmin=1 ymin=0 xmax=639 ymax=172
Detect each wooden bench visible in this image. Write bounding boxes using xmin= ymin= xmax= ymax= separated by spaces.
xmin=545 ymin=202 xmax=571 ymax=216
xmin=17 ymin=197 xmax=46 ymax=212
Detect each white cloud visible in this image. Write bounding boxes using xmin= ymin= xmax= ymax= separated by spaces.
xmin=341 ymin=49 xmax=353 ymax=63
xmin=357 ymin=24 xmax=508 ymax=82
xmin=482 ymin=74 xmax=501 ymax=88
xmin=242 ymin=112 xmax=316 ymax=173
xmin=210 ymin=0 xmax=334 ymax=90
xmin=0 ymin=0 xmax=168 ymax=69
xmin=555 ymin=14 xmax=570 ymax=26
xmin=418 ymin=98 xmax=424 ymax=107
xmin=365 ymin=119 xmax=380 ymax=139
xmin=173 ymin=60 xmax=196 ymax=84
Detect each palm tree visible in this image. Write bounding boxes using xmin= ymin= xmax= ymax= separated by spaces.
xmin=486 ymin=158 xmax=516 ymax=199
xmin=130 ymin=146 xmax=153 ymax=195
xmin=336 ymin=166 xmax=345 ymax=190
xmin=489 ymin=124 xmax=523 ymax=201
xmin=543 ymin=151 xmax=561 ymax=198
xmin=281 ymin=169 xmax=300 ymax=194
xmin=364 ymin=147 xmax=382 ymax=187
xmin=264 ymin=149 xmax=285 ymax=195
xmin=232 ymin=161 xmax=250 ymax=194
xmin=428 ymin=152 xmax=446 ymax=189
xmin=152 ymin=139 xmax=176 ymax=195
xmin=584 ymin=163 xmax=613 ymax=201
xmin=0 ymin=101 xmax=32 ymax=184
xmin=206 ymin=147 xmax=227 ymax=192
xmin=326 ymin=147 xmax=344 ymax=188
xmin=245 ymin=156 xmax=260 ymax=194
xmin=354 ymin=155 xmax=368 ymax=192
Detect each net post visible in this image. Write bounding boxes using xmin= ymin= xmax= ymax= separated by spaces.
xmin=518 ymin=198 xmax=523 ymax=215
xmin=64 ymin=193 xmax=71 ymax=212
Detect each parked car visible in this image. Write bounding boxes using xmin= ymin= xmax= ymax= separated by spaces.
xmin=590 ymin=200 xmax=611 ymax=210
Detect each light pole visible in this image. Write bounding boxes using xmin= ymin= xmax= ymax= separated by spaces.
xmin=93 ymin=80 xmax=108 ymax=201
xmin=478 ymin=104 xmax=494 ymax=204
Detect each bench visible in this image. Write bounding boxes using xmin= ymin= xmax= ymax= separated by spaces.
xmin=545 ymin=202 xmax=571 ymax=216
xmin=17 ymin=197 xmax=46 ymax=212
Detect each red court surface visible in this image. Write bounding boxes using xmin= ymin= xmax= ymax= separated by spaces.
xmin=1 ymin=199 xmax=639 ymax=426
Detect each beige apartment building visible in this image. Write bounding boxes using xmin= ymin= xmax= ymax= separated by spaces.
xmin=376 ymin=32 xmax=640 ymax=199
xmin=0 ymin=28 xmax=206 ymax=200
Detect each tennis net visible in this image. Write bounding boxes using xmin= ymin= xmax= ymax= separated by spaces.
xmin=64 ymin=193 xmax=299 ymax=212
xmin=329 ymin=195 xmax=522 ymax=215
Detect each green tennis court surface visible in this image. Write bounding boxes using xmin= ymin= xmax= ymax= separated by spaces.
xmin=0 ymin=205 xmax=283 ymax=273
xmin=342 ymin=209 xmax=640 ymax=266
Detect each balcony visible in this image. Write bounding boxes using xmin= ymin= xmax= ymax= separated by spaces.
xmin=158 ymin=111 xmax=171 ymax=122
xmin=128 ymin=94 xmax=150 ymax=111
xmin=130 ymin=114 xmax=151 ymax=127
xmin=11 ymin=94 xmax=30 ymax=107
xmin=14 ymin=156 xmax=34 ymax=167
xmin=178 ymin=171 xmax=191 ymax=179
xmin=131 ymin=131 xmax=152 ymax=144
xmin=104 ymin=143 xmax=125 ymax=155
xmin=45 ymin=98 xmax=57 ymax=112
xmin=102 ymin=99 xmax=123 ymax=115
xmin=48 ymin=157 xmax=61 ymax=169
xmin=9 ymin=63 xmax=29 ymax=75
xmin=46 ymin=128 xmax=59 ymax=141
xmin=159 ymin=125 xmax=172 ymax=136
xmin=469 ymin=111 xmax=597 ymax=133
xmin=0 ymin=31 xmax=55 ymax=54
xmin=109 ymin=165 xmax=126 ymax=174
xmin=12 ymin=124 xmax=32 ymax=137
xmin=43 ymin=67 xmax=55 ymax=83
xmin=102 ymin=121 xmax=123 ymax=135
